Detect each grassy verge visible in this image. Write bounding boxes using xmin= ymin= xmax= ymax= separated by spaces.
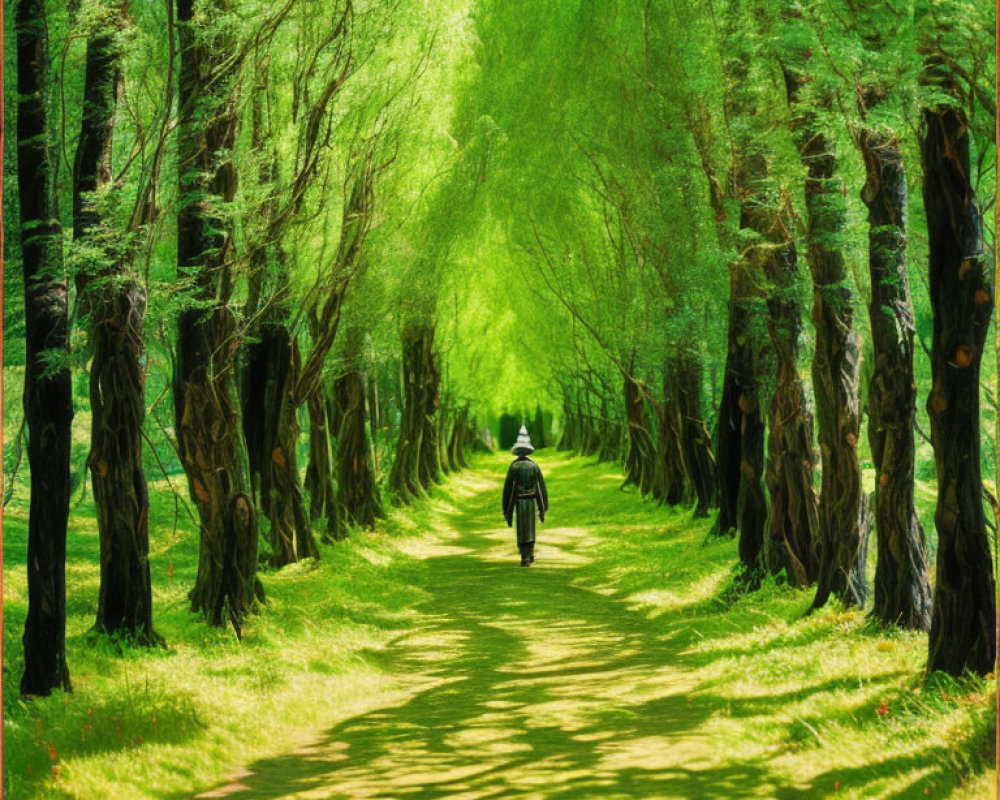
xmin=551 ymin=454 xmax=995 ymax=800
xmin=2 ymin=467 xmax=445 ymax=799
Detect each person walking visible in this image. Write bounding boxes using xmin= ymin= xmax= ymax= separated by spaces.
xmin=502 ymin=426 xmax=549 ymax=567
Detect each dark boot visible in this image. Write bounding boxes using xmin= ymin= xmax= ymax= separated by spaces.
xmin=519 ymin=544 xmax=530 ymax=567
xmin=528 ymin=544 xmax=535 ymax=564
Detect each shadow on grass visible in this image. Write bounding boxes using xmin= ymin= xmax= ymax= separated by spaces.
xmin=184 ymin=453 xmax=794 ymax=799
xmin=771 ymin=740 xmax=987 ymax=800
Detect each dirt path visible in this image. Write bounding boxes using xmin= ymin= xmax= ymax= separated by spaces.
xmin=193 ymin=456 xmax=794 ymax=800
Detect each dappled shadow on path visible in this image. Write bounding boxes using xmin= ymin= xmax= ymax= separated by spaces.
xmin=188 ymin=456 xmax=793 ymax=799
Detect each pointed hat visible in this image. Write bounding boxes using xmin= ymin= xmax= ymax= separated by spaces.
xmin=512 ymin=425 xmax=534 ymax=455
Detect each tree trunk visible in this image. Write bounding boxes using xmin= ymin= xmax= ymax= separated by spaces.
xmin=920 ymin=74 xmax=996 ymax=675
xmin=736 ymin=364 xmax=767 ymax=575
xmin=242 ymin=324 xmax=318 ymax=563
xmin=582 ymin=392 xmax=600 ymax=456
xmin=17 ymin=0 xmax=73 ymax=696
xmin=657 ymin=371 xmax=687 ymax=505
xmin=305 ymin=382 xmax=336 ymax=521
xmin=781 ymin=63 xmax=863 ymax=601
xmin=174 ymin=0 xmax=261 ymax=632
xmin=597 ymin=395 xmax=619 ymax=464
xmin=713 ymin=289 xmax=744 ymax=537
xmin=238 ymin=75 xmax=317 ymax=566
xmin=675 ymin=353 xmax=717 ymax=517
xmin=859 ymin=125 xmax=932 ymax=630
xmin=333 ymin=332 xmax=383 ymax=530
xmin=762 ymin=253 xmax=820 ymax=587
xmin=558 ymin=401 xmax=575 ymax=451
xmin=710 ymin=269 xmax=769 ymax=580
xmin=175 ymin=309 xmax=262 ymax=628
xmin=87 ymin=284 xmax=159 ymax=640
xmin=447 ymin=406 xmax=470 ymax=470
xmin=73 ymin=8 xmax=159 ymax=644
xmin=713 ymin=269 xmax=767 ymax=573
xmin=389 ymin=324 xmax=432 ymax=502
xmin=417 ymin=327 xmax=442 ymax=490
xmin=623 ymin=373 xmax=656 ymax=495
xmin=71 ymin=7 xmax=159 ymax=644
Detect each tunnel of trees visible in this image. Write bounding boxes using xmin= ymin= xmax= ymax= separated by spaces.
xmin=2 ymin=0 xmax=996 ymax=732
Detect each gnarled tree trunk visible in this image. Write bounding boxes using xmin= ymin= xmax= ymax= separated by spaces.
xmin=305 ymin=382 xmax=337 ymax=522
xmin=782 ymin=62 xmax=863 ymax=601
xmin=390 ymin=323 xmax=437 ymax=503
xmin=72 ymin=5 xmax=159 ymax=644
xmin=656 ymin=370 xmax=687 ymax=505
xmin=333 ymin=331 xmax=383 ymax=530
xmin=239 ymin=78 xmax=318 ymax=567
xmin=18 ymin=0 xmax=73 ymax=696
xmin=87 ymin=284 xmax=158 ymax=639
xmin=920 ymin=70 xmax=996 ymax=675
xmin=675 ymin=353 xmax=716 ymax=517
xmin=242 ymin=324 xmax=318 ymax=562
xmin=859 ymin=124 xmax=931 ymax=630
xmin=174 ymin=0 xmax=261 ymax=632
xmin=447 ymin=405 xmax=473 ymax=470
xmin=762 ymin=254 xmax=820 ymax=588
xmin=418 ymin=332 xmax=442 ymax=490
xmin=623 ymin=372 xmax=656 ymax=495
xmin=714 ymin=267 xmax=767 ymax=575
xmin=557 ymin=401 xmax=575 ymax=451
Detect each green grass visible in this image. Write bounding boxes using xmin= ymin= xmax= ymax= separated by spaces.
xmin=2 ymin=451 xmax=995 ymax=799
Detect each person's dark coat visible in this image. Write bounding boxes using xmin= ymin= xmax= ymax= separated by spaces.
xmin=502 ymin=455 xmax=548 ymax=544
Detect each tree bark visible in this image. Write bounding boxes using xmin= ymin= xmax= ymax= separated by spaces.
xmin=713 ymin=284 xmax=746 ymax=537
xmin=675 ymin=353 xmax=717 ymax=517
xmin=17 ymin=0 xmax=73 ymax=696
xmin=714 ymin=267 xmax=767 ymax=576
xmin=242 ymin=324 xmax=318 ymax=562
xmin=597 ymin=395 xmax=620 ymax=464
xmin=558 ymin=401 xmax=576 ymax=451
xmin=781 ymin=64 xmax=862 ymax=600
xmin=581 ymin=391 xmax=600 ymax=457
xmin=174 ymin=0 xmax=261 ymax=632
xmin=239 ymin=76 xmax=318 ymax=566
xmin=920 ymin=67 xmax=996 ymax=675
xmin=859 ymin=124 xmax=932 ymax=630
xmin=623 ymin=372 xmax=656 ymax=496
xmin=333 ymin=331 xmax=383 ymax=530
xmin=305 ymin=382 xmax=336 ymax=522
xmin=72 ymin=3 xmax=160 ymax=645
xmin=656 ymin=370 xmax=687 ymax=505
xmin=762 ymin=254 xmax=820 ymax=588
xmin=447 ymin=405 xmax=472 ymax=470
xmin=758 ymin=224 xmax=820 ymax=588
xmin=417 ymin=330 xmax=442 ymax=490
xmin=389 ymin=324 xmax=437 ymax=503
